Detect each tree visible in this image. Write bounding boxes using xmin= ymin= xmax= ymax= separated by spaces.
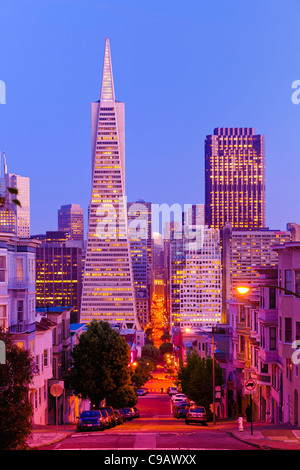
xmin=141 ymin=343 xmax=160 ymax=361
xmin=159 ymin=341 xmax=173 ymax=357
xmin=0 ymin=329 xmax=35 ymax=450
xmin=68 ymin=320 xmax=136 ymax=409
xmin=178 ymin=348 xmax=223 ymax=420
xmin=131 ymin=357 xmax=152 ymax=389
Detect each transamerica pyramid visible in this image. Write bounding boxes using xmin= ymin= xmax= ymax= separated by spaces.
xmin=80 ymin=38 xmax=140 ymax=329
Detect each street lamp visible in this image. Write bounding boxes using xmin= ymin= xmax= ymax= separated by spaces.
xmin=237 ymin=284 xmax=300 ymax=298
xmin=236 ymin=286 xmax=250 ymax=295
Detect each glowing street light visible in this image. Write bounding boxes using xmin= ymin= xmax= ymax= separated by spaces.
xmin=236 ymin=286 xmax=250 ymax=295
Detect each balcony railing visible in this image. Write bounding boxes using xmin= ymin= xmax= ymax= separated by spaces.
xmin=9 ymin=322 xmax=36 ymax=334
xmin=8 ymin=277 xmax=32 ymax=290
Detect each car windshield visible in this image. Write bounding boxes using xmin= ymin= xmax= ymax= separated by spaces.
xmin=80 ymin=411 xmax=100 ymax=418
xmin=190 ymin=407 xmax=205 ymax=413
xmin=99 ymin=410 xmax=108 ymax=417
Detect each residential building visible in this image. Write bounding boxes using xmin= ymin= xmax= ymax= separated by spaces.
xmin=80 ymin=38 xmax=139 ymax=329
xmin=205 ymin=127 xmax=265 ymax=230
xmin=275 ymin=241 xmax=300 ymax=426
xmin=36 ymin=306 xmax=75 ymax=425
xmin=0 ymin=231 xmax=53 ymax=425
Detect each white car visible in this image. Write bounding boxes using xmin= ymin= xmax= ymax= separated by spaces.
xmin=167 ymin=387 xmax=178 ymax=395
xmin=171 ymin=393 xmax=186 ymax=401
xmin=171 ymin=394 xmax=187 ymax=405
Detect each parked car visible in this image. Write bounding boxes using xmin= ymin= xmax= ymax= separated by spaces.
xmin=121 ymin=407 xmax=135 ymax=420
xmin=185 ymin=406 xmax=207 ymax=425
xmin=167 ymin=387 xmax=178 ymax=395
xmin=117 ymin=408 xmax=126 ymax=422
xmin=133 ymin=406 xmax=140 ymax=418
xmin=173 ymin=402 xmax=190 ymax=418
xmin=76 ymin=410 xmax=105 ymax=432
xmin=98 ymin=409 xmax=113 ymax=428
xmin=137 ymin=388 xmax=148 ymax=396
xmin=99 ymin=407 xmax=118 ymax=427
xmin=171 ymin=393 xmax=186 ymax=400
xmin=114 ymin=409 xmax=124 ymax=424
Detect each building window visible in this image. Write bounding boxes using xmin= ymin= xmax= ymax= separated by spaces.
xmin=17 ymin=258 xmax=23 ymax=281
xmin=284 ymin=270 xmax=292 ymax=294
xmin=269 ymin=287 xmax=276 ymax=309
xmin=295 ymin=270 xmax=300 ymax=297
xmin=44 ymin=349 xmax=48 ymax=367
xmin=0 ymin=256 xmax=6 ymax=282
xmin=17 ymin=300 xmax=24 ymax=323
xmin=285 ymin=317 xmax=292 ymax=343
xmin=286 ymin=358 xmax=293 ymax=381
xmin=269 ymin=327 xmax=277 ymax=350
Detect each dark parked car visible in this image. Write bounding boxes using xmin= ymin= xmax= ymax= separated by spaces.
xmin=98 ymin=409 xmax=113 ymax=428
xmin=121 ymin=407 xmax=135 ymax=420
xmin=173 ymin=402 xmax=189 ymax=419
xmin=99 ymin=407 xmax=118 ymax=427
xmin=76 ymin=410 xmax=105 ymax=432
xmin=114 ymin=409 xmax=124 ymax=424
xmin=117 ymin=408 xmax=126 ymax=422
xmin=137 ymin=388 xmax=148 ymax=396
xmin=185 ymin=406 xmax=207 ymax=425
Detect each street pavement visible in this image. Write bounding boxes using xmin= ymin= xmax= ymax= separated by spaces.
xmin=27 ymin=413 xmax=300 ymax=450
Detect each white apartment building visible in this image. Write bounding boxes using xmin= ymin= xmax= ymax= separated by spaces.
xmin=0 ymin=232 xmax=53 ymax=425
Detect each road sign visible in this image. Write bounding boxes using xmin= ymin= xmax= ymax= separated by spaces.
xmin=244 ymin=379 xmax=257 ymax=395
xmin=50 ymin=383 xmax=64 ymax=397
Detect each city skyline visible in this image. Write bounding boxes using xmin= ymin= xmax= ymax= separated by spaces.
xmin=0 ymin=1 xmax=300 ymax=237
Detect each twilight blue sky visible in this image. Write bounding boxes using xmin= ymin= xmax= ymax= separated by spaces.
xmin=0 ymin=0 xmax=300 ymax=236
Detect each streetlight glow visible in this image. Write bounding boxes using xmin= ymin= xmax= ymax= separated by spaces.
xmin=237 ymin=286 xmax=250 ymax=295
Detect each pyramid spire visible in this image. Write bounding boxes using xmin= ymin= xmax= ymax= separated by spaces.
xmin=100 ymin=38 xmax=115 ymax=103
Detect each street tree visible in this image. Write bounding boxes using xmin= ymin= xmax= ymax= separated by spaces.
xmin=131 ymin=357 xmax=152 ymax=389
xmin=0 ymin=329 xmax=35 ymax=450
xmin=178 ymin=348 xmax=223 ymax=420
xmin=68 ymin=320 xmax=136 ymax=409
xmin=141 ymin=343 xmax=160 ymax=361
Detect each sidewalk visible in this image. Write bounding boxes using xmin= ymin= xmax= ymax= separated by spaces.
xmin=27 ymin=424 xmax=75 ymax=449
xmin=215 ymin=419 xmax=300 ymax=450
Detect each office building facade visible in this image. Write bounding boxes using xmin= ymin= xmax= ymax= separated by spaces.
xmin=58 ymin=204 xmax=84 ymax=241
xmin=205 ymin=127 xmax=265 ymax=230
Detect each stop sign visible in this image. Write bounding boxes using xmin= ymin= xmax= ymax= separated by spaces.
xmin=50 ymin=383 xmax=64 ymax=397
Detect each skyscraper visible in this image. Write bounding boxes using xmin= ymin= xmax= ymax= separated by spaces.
xmin=34 ymin=231 xmax=83 ymax=323
xmin=170 ymin=225 xmax=222 ymax=330
xmin=127 ymin=201 xmax=152 ymax=328
xmin=205 ymin=127 xmax=265 ymax=230
xmin=80 ymin=38 xmax=140 ymax=329
xmin=58 ymin=204 xmax=84 ymax=241
xmin=6 ymin=173 xmax=30 ymax=238
xmin=0 ymin=153 xmax=30 ymax=238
